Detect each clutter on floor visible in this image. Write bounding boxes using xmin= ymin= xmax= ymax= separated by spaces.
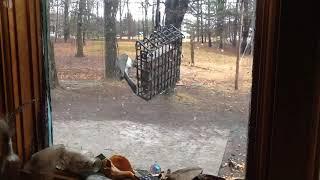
xmin=4 ymin=145 xmax=231 ymax=179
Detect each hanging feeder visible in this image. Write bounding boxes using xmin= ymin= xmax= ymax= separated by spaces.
xmin=117 ymin=25 xmax=184 ymax=100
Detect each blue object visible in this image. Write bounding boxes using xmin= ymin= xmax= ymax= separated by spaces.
xmin=150 ymin=162 xmax=161 ymax=175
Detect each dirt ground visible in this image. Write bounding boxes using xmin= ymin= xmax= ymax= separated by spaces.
xmin=51 ymin=40 xmax=252 ymax=178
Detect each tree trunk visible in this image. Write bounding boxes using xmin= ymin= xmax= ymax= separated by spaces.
xmin=155 ymin=0 xmax=160 ymax=29
xmin=208 ymin=33 xmax=212 ymax=47
xmin=83 ymin=0 xmax=88 ymax=45
xmin=144 ymin=0 xmax=148 ymax=37
xmin=83 ymin=31 xmax=86 ymax=45
xmin=104 ymin=0 xmax=119 ymax=79
xmin=204 ymin=33 xmax=207 ymax=43
xmin=49 ymin=41 xmax=59 ymax=89
xmin=228 ymin=15 xmax=232 ymax=43
xmin=75 ymin=0 xmax=85 ymax=57
xmin=241 ymin=0 xmax=250 ymax=53
xmin=55 ymin=0 xmax=59 ymax=42
xmin=196 ymin=0 xmax=200 ymax=42
xmin=126 ymin=0 xmax=131 ymax=39
xmin=200 ymin=0 xmax=204 ymax=43
xmin=96 ymin=1 xmax=99 ymax=17
xmin=250 ymin=0 xmax=256 ymax=55
xmin=207 ymin=0 xmax=212 ymax=47
xmin=164 ymin=0 xmax=189 ymax=94
xmin=164 ymin=0 xmax=190 ymax=29
xmin=232 ymin=0 xmax=239 ymax=47
xmin=190 ymin=35 xmax=195 ymax=66
xmin=152 ymin=0 xmax=155 ymax=29
xmin=141 ymin=2 xmax=145 ymax=38
xmin=119 ymin=0 xmax=123 ymax=39
xmin=250 ymin=20 xmax=255 ymax=55
xmin=217 ymin=0 xmax=225 ymax=49
xmin=63 ymin=0 xmax=70 ymax=42
xmin=235 ymin=0 xmax=244 ymax=90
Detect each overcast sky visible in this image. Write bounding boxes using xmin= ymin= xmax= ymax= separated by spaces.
xmin=54 ymin=0 xmax=238 ymax=24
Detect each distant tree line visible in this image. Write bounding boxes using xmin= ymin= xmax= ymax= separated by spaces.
xmin=49 ymin=0 xmax=190 ymax=79
xmin=185 ymin=0 xmax=255 ymax=54
xmin=48 ymin=0 xmax=253 ymax=82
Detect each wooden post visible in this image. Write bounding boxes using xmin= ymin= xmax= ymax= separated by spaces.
xmin=235 ymin=0 xmax=244 ymax=90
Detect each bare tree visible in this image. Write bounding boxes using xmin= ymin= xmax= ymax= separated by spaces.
xmin=96 ymin=0 xmax=99 ymax=17
xmin=75 ymin=0 xmax=85 ymax=57
xmin=196 ymin=0 xmax=200 ymax=41
xmin=235 ymin=0 xmax=244 ymax=90
xmin=55 ymin=0 xmax=60 ymax=42
xmin=48 ymin=1 xmax=59 ymax=88
xmin=155 ymin=0 xmax=160 ymax=29
xmin=241 ymin=0 xmax=250 ymax=53
xmin=63 ymin=0 xmax=70 ymax=42
xmin=104 ymin=0 xmax=119 ymax=78
xmin=82 ymin=0 xmax=94 ymax=45
xmin=124 ymin=12 xmax=134 ymax=39
xmin=152 ymin=0 xmax=155 ymax=29
xmin=207 ymin=0 xmax=212 ymax=47
xmin=200 ymin=0 xmax=204 ymax=43
xmin=125 ymin=0 xmax=132 ymax=39
xmin=232 ymin=0 xmax=240 ymax=47
xmin=49 ymin=41 xmax=60 ymax=88
xmin=190 ymin=34 xmax=195 ymax=66
xmin=141 ymin=2 xmax=145 ymax=37
xmin=216 ymin=0 xmax=226 ymax=49
xmin=144 ymin=0 xmax=149 ymax=37
xmin=119 ymin=0 xmax=124 ymax=39
xmin=250 ymin=0 xmax=256 ymax=55
xmin=83 ymin=0 xmax=87 ymax=45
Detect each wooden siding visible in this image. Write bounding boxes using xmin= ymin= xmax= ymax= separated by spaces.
xmin=0 ymin=0 xmax=50 ymax=162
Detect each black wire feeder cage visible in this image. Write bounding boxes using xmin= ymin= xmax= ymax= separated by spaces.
xmin=119 ymin=25 xmax=185 ymax=100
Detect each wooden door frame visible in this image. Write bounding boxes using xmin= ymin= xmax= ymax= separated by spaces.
xmin=0 ymin=0 xmax=51 ymax=161
xmin=0 ymin=12 xmax=5 ymax=117
xmin=246 ymin=0 xmax=320 ymax=179
xmin=1 ymin=0 xmax=319 ymax=179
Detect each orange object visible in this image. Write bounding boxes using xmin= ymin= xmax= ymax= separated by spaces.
xmin=109 ymin=155 xmax=134 ymax=173
xmin=101 ymin=158 xmax=137 ymax=180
